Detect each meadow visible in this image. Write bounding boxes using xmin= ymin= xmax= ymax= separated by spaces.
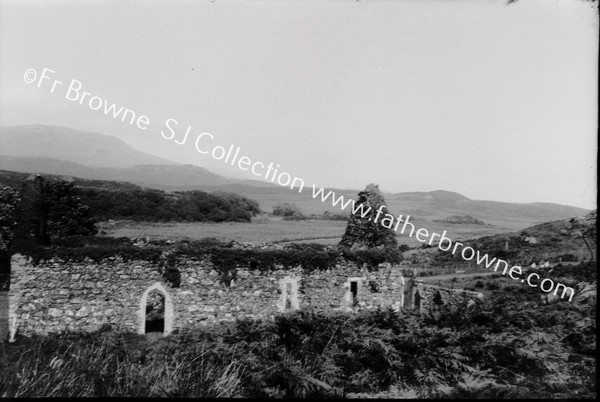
xmin=98 ymin=217 xmax=509 ymax=248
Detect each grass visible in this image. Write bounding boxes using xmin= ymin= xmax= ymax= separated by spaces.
xmin=98 ymin=217 xmax=509 ymax=247
xmin=1 ymin=292 xmax=596 ymax=399
xmin=98 ymin=217 xmax=347 ymax=244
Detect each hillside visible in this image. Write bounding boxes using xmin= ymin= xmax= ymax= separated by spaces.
xmin=0 ymin=124 xmax=590 ymax=231
xmin=0 ymin=125 xmax=176 ymax=168
xmin=418 ymin=211 xmax=597 ymax=273
xmin=0 ymin=156 xmax=249 ymax=188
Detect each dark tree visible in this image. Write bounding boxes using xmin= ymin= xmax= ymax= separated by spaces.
xmin=0 ymin=186 xmax=19 ymax=291
xmin=13 ymin=175 xmax=97 ymax=249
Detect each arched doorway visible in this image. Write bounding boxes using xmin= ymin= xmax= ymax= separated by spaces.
xmin=145 ymin=290 xmax=165 ymax=333
xmin=138 ymin=283 xmax=174 ymax=335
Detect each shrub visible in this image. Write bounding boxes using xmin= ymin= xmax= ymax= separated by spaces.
xmin=398 ymin=244 xmax=410 ymax=253
xmin=272 ymin=202 xmax=304 ymax=218
xmin=79 ymin=187 xmax=260 ymax=222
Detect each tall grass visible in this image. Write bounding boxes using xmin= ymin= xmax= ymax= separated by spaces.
xmin=0 ymin=298 xmax=596 ymax=398
xmin=0 ymin=330 xmax=245 ymax=397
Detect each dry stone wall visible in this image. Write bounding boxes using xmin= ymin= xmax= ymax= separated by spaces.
xmin=8 ymin=254 xmax=483 ymax=337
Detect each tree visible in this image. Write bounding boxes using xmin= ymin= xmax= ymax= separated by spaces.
xmin=13 ymin=175 xmax=97 ymax=249
xmin=44 ymin=180 xmax=97 ymax=238
xmin=570 ymin=211 xmax=597 ymax=261
xmin=0 ymin=186 xmax=19 ymax=340
xmin=0 ymin=186 xmax=20 ymax=291
xmin=273 ymin=202 xmax=305 ymax=219
xmin=0 ymin=186 xmax=19 ymax=254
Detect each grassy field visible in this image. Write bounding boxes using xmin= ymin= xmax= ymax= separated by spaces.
xmin=98 ymin=217 xmax=510 ymax=247
xmin=98 ymin=217 xmax=347 ymax=245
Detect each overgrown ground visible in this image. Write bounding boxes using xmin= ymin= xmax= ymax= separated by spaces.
xmin=1 ymin=264 xmax=596 ymax=398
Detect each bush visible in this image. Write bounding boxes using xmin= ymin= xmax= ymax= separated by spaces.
xmin=80 ymin=187 xmax=260 ymax=223
xmin=273 ymin=202 xmax=305 ymax=220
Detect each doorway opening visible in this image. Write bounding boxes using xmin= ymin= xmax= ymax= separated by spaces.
xmin=145 ymin=290 xmax=165 ymax=333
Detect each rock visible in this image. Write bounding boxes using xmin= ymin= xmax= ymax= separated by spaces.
xmin=48 ymin=308 xmax=61 ymax=317
xmin=76 ymin=306 xmax=90 ymax=317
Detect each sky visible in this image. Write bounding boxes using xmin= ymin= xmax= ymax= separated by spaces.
xmin=0 ymin=0 xmax=597 ymax=209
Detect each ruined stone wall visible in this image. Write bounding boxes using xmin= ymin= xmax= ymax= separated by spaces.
xmin=8 ymin=254 xmax=409 ymax=336
xmin=414 ymin=283 xmax=484 ymax=313
xmin=8 ymin=254 xmax=485 ymax=337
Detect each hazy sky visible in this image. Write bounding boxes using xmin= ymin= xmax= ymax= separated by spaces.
xmin=0 ymin=0 xmax=597 ymax=209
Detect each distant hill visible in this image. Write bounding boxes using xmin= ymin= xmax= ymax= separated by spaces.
xmin=0 ymin=125 xmax=176 ymax=168
xmin=0 ymin=125 xmax=278 ymax=189
xmin=0 ymin=124 xmax=590 ymax=231
xmin=393 ymin=190 xmax=470 ymax=202
xmin=434 ymin=215 xmax=487 ymax=225
xmin=0 ymin=156 xmax=237 ymax=187
xmin=0 ymin=169 xmax=143 ymax=191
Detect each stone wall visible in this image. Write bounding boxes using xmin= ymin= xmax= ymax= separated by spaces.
xmin=8 ymin=254 xmax=408 ymax=336
xmin=414 ymin=282 xmax=484 ymax=313
xmin=8 ymin=254 xmax=483 ymax=337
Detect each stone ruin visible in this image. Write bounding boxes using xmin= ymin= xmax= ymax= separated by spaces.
xmin=1 ymin=183 xmax=485 ymax=340
xmin=5 ymin=254 xmax=483 ymax=339
xmin=339 ymin=183 xmax=398 ymax=250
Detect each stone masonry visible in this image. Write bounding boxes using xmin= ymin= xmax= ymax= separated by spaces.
xmin=7 ymin=253 xmax=483 ymax=338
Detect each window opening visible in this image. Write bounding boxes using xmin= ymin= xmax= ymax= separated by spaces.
xmin=350 ymin=281 xmax=358 ymax=306
xmin=285 ymin=283 xmax=292 ymax=310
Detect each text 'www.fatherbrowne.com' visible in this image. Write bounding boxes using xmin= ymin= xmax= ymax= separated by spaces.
xmin=23 ymin=66 xmax=575 ymax=302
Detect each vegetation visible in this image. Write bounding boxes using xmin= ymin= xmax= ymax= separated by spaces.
xmin=1 ymin=177 xmax=98 ymax=289
xmin=0 ymin=186 xmax=19 ymax=290
xmin=80 ymin=188 xmax=260 ymax=223
xmin=0 ymin=173 xmax=261 ymax=224
xmin=98 ymin=218 xmax=347 ymax=245
xmin=11 ymin=176 xmax=98 ymax=247
xmin=1 ymin=276 xmax=595 ymax=398
xmin=11 ymin=236 xmax=403 ymax=286
xmin=272 ymin=202 xmax=306 ymax=220
xmin=319 ymin=211 xmax=348 ymax=221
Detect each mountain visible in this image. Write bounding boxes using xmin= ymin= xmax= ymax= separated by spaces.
xmin=0 ymin=156 xmax=236 ymax=187
xmin=0 ymin=125 xmax=276 ymax=188
xmin=0 ymin=125 xmax=177 ymax=168
xmin=0 ymin=124 xmax=590 ymax=231
xmin=392 ymin=190 xmax=470 ymax=202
